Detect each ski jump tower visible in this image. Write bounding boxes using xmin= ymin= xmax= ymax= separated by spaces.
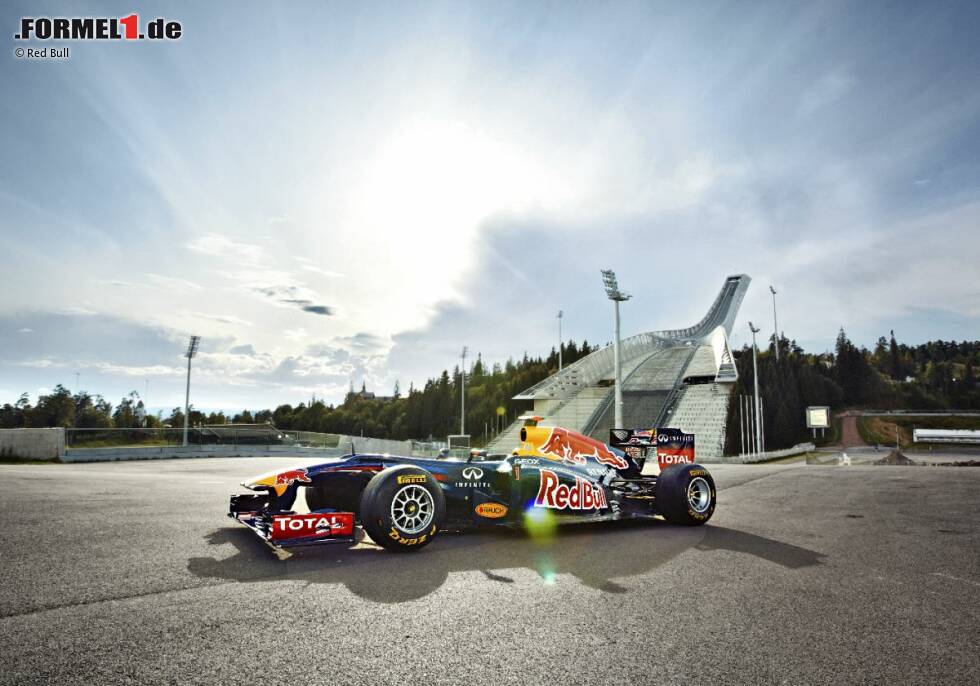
xmin=488 ymin=274 xmax=751 ymax=460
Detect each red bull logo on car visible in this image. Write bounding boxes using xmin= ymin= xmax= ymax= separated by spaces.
xmin=274 ymin=468 xmax=311 ymax=486
xmin=531 ymin=427 xmax=630 ymax=470
xmin=534 ymin=469 xmax=608 ymax=510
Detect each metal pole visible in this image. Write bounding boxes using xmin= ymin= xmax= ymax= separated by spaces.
xmin=749 ymin=323 xmax=762 ymax=455
xmin=460 ymin=346 xmax=467 ymax=436
xmin=760 ymin=396 xmax=766 ymax=454
xmin=740 ymin=394 xmax=746 ymax=456
xmin=613 ymin=299 xmax=624 ymax=429
xmin=770 ymin=285 xmax=780 ymax=362
xmin=557 ymin=310 xmax=563 ymax=372
xmin=183 ymin=354 xmax=192 ymax=446
xmin=601 ymin=269 xmax=630 ymax=430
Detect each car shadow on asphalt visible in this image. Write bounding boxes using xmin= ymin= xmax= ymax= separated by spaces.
xmin=187 ymin=520 xmax=825 ymax=604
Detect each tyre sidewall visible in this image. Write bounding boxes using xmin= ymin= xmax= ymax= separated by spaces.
xmin=360 ymin=465 xmax=445 ymax=551
xmin=656 ymin=463 xmax=716 ymax=525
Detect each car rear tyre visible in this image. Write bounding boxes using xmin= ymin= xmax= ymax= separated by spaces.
xmin=655 ymin=463 xmax=716 ymax=525
xmin=360 ymin=465 xmax=445 ymax=551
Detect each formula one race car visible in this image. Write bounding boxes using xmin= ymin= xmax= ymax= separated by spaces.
xmin=228 ymin=424 xmax=716 ymax=553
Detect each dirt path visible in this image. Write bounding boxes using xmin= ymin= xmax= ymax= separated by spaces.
xmin=839 ymin=411 xmax=867 ymax=448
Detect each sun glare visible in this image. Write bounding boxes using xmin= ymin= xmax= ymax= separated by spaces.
xmin=341 ymin=120 xmax=557 ymax=329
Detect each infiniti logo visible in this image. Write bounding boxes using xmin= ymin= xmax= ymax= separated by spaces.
xmin=462 ymin=467 xmax=484 ymax=480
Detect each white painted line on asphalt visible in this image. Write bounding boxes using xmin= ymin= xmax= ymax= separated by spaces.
xmin=931 ymin=572 xmax=980 ymax=588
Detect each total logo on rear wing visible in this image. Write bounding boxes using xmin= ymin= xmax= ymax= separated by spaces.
xmin=609 ymin=428 xmax=695 ymax=473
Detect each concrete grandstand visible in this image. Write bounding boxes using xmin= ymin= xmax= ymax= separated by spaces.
xmin=488 ymin=275 xmax=750 ymax=460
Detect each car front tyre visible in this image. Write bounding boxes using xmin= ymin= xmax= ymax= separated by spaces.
xmin=360 ymin=465 xmax=445 ymax=551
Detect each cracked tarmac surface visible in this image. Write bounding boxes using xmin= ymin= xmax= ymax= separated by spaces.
xmin=0 ymin=459 xmax=977 ymax=684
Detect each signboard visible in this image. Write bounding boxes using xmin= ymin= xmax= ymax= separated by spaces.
xmin=609 ymin=428 xmax=696 ymax=472
xmin=805 ymin=406 xmax=830 ymax=429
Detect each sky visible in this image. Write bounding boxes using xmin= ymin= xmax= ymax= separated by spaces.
xmin=1 ymin=1 xmax=979 ymax=413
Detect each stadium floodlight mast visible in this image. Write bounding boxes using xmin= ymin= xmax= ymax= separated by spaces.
xmin=460 ymin=346 xmax=468 ymax=436
xmin=769 ymin=285 xmax=780 ymax=361
xmin=601 ymin=269 xmax=631 ymax=429
xmin=182 ymin=335 xmax=201 ymax=447
xmin=557 ymin=310 xmax=563 ymax=372
xmin=748 ymin=322 xmax=762 ymax=455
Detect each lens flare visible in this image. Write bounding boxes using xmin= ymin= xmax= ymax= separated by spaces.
xmin=523 ymin=506 xmax=557 ymax=542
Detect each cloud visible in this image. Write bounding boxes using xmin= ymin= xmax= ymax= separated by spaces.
xmin=299 ymin=264 xmax=344 ymax=278
xmin=301 ymin=305 xmax=333 ymax=315
xmin=90 ymin=362 xmax=182 ymax=377
xmin=333 ymin=332 xmax=390 ymax=354
xmin=254 ymin=286 xmax=334 ymax=316
xmin=59 ymin=306 xmax=98 ymax=316
xmin=17 ymin=328 xmax=32 ymax=333
xmin=187 ymin=311 xmax=253 ymax=327
xmin=147 ymin=273 xmax=203 ymax=291
xmin=94 ymin=279 xmax=140 ymax=288
xmin=228 ymin=344 xmax=256 ymax=355
xmin=186 ymin=233 xmax=263 ymax=264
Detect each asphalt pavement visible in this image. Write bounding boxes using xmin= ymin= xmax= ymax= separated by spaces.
xmin=0 ymin=458 xmax=977 ymax=684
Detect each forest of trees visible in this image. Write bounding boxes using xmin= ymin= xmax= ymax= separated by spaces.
xmin=0 ymin=340 xmax=599 ymax=444
xmin=723 ymin=330 xmax=980 ymax=454
xmin=3 ymin=331 xmax=978 ymax=450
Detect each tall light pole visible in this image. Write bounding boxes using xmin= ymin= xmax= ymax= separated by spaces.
xmin=769 ymin=285 xmax=780 ymax=361
xmin=183 ymin=335 xmax=200 ymax=446
xmin=748 ymin=322 xmax=762 ymax=454
xmin=557 ymin=310 xmax=563 ymax=372
xmin=460 ymin=345 xmax=468 ymax=435
xmin=601 ymin=269 xmax=631 ymax=429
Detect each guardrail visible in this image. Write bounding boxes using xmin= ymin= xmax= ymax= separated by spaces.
xmin=721 ymin=443 xmax=815 ymax=464
xmin=64 ymin=426 xmax=343 ymax=449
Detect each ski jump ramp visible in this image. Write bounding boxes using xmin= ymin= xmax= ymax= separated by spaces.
xmin=488 ymin=274 xmax=750 ymax=460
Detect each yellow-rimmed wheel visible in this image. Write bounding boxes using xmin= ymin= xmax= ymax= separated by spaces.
xmin=360 ymin=465 xmax=445 ymax=551
xmin=655 ymin=463 xmax=716 ymax=525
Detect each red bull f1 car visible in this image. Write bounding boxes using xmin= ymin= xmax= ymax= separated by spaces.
xmin=228 ymin=424 xmax=716 ymax=553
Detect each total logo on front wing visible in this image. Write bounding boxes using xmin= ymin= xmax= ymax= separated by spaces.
xmin=270 ymin=513 xmax=354 ymax=541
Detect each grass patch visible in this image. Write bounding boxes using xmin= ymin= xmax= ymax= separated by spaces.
xmin=0 ymin=457 xmax=61 ymax=464
xmin=858 ymin=415 xmax=980 ymax=447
